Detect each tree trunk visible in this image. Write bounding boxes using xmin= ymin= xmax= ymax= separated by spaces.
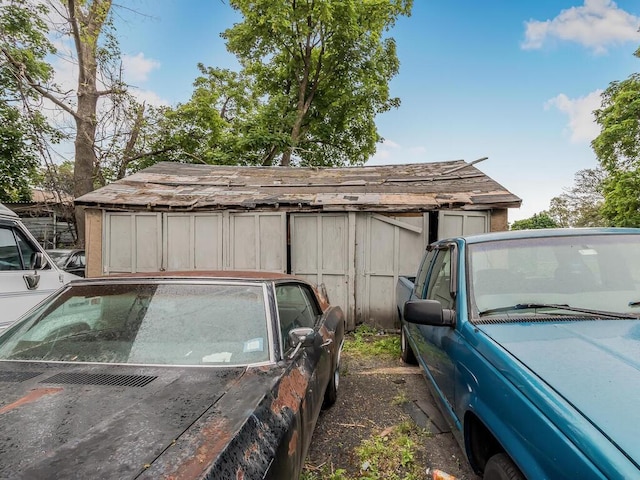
xmin=281 ymin=111 xmax=305 ymax=166
xmin=73 ymin=97 xmax=98 ymax=246
xmin=280 ymin=35 xmax=321 ymax=167
xmin=68 ymin=0 xmax=112 ymax=246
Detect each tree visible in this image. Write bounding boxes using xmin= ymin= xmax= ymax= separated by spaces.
xmin=222 ymin=0 xmax=413 ymax=166
xmin=592 ymin=46 xmax=640 ymax=226
xmin=134 ymin=65 xmax=260 ymax=169
xmin=35 ymin=160 xmax=75 ymax=196
xmin=0 ymin=104 xmax=39 ymax=201
xmin=510 ymin=212 xmax=559 ymax=230
xmin=0 ymin=0 xmax=59 ymax=200
xmin=2 ymin=0 xmax=134 ymax=245
xmin=547 ymin=168 xmax=607 ymax=227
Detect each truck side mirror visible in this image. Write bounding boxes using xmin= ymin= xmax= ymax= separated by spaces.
xmin=404 ymin=300 xmax=455 ymax=327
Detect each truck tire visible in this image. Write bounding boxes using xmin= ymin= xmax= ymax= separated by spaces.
xmin=484 ymin=453 xmax=525 ymax=480
xmin=400 ymin=325 xmax=417 ymax=365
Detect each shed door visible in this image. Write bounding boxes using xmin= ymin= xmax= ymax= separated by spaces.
xmin=356 ymin=213 xmax=427 ymax=327
xmin=164 ymin=213 xmax=223 ymax=270
xmin=290 ymin=213 xmax=355 ymax=329
xmin=227 ymin=213 xmax=286 ymax=272
xmin=438 ymin=210 xmax=489 ymax=239
xmin=104 ymin=213 xmax=161 ymax=273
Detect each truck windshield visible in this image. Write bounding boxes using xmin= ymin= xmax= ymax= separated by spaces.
xmin=468 ymin=234 xmax=640 ymax=318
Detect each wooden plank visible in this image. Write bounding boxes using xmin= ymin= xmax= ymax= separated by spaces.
xmin=85 ymin=209 xmax=102 ymax=277
xmin=415 ymin=398 xmax=451 ymax=434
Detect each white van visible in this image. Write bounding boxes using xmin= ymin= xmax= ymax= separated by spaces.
xmin=0 ymin=203 xmax=78 ymax=328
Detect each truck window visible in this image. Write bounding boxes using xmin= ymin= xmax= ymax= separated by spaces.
xmin=426 ymin=248 xmax=454 ymax=310
xmin=414 ymin=250 xmax=435 ymax=299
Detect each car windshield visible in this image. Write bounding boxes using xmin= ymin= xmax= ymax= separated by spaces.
xmin=468 ymin=234 xmax=640 ymax=318
xmin=0 ymin=282 xmax=271 ymax=366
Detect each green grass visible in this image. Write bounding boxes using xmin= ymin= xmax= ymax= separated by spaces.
xmin=342 ymin=325 xmax=401 ymax=358
xmin=303 ymin=421 xmax=427 ymax=480
xmin=301 ymin=467 xmax=349 ymax=480
xmin=303 ymin=326 xmax=425 ymax=480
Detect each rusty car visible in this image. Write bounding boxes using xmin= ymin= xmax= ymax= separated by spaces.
xmin=0 ymin=271 xmax=345 ymax=479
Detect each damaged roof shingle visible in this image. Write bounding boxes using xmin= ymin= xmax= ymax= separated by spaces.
xmin=75 ymin=161 xmax=522 ymax=212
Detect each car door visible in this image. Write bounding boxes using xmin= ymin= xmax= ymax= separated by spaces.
xmin=276 ymin=284 xmax=330 ymax=421
xmin=271 ymin=282 xmax=333 ymax=477
xmin=0 ymin=222 xmax=65 ymax=326
xmin=414 ymin=244 xmax=460 ymax=425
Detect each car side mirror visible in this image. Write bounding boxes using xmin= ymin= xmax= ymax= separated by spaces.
xmin=288 ymin=327 xmax=317 ymax=358
xmin=404 ymin=300 xmax=455 ymax=327
xmin=31 ymin=252 xmax=44 ymax=270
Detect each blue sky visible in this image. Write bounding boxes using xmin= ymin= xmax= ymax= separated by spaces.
xmin=105 ymin=0 xmax=640 ymax=222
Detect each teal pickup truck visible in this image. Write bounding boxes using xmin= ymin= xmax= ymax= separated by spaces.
xmin=396 ymin=228 xmax=640 ymax=480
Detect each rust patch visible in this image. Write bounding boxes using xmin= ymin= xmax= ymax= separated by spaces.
xmin=235 ymin=468 xmax=244 ymax=480
xmin=0 ymin=388 xmax=63 ymax=414
xmin=243 ymin=440 xmax=261 ymax=462
xmin=166 ymin=416 xmax=235 ymax=480
xmin=271 ymin=367 xmax=308 ymax=414
xmin=288 ymin=429 xmax=299 ymax=457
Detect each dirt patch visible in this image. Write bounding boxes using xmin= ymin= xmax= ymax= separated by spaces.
xmin=303 ymin=334 xmax=480 ymax=479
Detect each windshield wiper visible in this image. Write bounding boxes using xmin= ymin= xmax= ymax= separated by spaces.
xmin=479 ymin=303 xmax=637 ymax=319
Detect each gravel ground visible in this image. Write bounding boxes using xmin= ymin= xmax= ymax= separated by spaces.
xmin=303 ymin=335 xmax=481 ymax=479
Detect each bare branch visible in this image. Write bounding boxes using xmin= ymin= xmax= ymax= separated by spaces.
xmin=1 ymin=46 xmax=78 ymax=118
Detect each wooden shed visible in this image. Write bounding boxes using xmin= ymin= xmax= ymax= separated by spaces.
xmin=75 ymin=160 xmax=521 ymax=329
xmin=5 ymin=189 xmax=76 ymax=248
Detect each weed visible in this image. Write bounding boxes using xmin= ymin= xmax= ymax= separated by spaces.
xmin=301 ymin=464 xmax=349 ymax=480
xmin=392 ymin=392 xmax=408 ymax=406
xmin=302 ymin=327 xmax=430 ymax=480
xmin=355 ymin=421 xmax=424 ymax=480
xmin=343 ymin=325 xmax=400 ymax=358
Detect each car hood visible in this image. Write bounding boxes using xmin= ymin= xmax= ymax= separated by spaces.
xmin=0 ymin=361 xmax=270 ymax=479
xmin=480 ymin=319 xmax=640 ymax=466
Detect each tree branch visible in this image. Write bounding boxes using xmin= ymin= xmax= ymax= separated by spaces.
xmin=0 ymin=46 xmax=78 ymax=119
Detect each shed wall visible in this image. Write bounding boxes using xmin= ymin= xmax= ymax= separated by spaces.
xmin=89 ymin=208 xmax=493 ymax=329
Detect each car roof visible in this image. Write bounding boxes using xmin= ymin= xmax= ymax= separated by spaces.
xmin=446 ymin=227 xmax=640 ymax=245
xmin=0 ymin=204 xmax=18 ymax=218
xmin=71 ymin=271 xmax=331 ymax=310
xmin=97 ymin=270 xmax=301 ymax=281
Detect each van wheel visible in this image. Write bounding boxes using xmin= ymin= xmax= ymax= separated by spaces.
xmin=484 ymin=453 xmax=525 ymax=480
xmin=400 ymin=325 xmax=417 ymax=365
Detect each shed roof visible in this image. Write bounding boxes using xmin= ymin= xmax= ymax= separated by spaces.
xmin=75 ymin=160 xmax=522 ymax=212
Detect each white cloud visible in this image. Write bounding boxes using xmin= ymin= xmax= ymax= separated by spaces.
xmin=382 ymin=139 xmax=401 ymax=149
xmin=367 ymin=139 xmax=428 ymax=165
xmin=408 ymin=146 xmax=427 ymax=155
xmin=545 ymin=89 xmax=603 ymax=142
xmin=129 ymin=87 xmax=170 ymax=107
xmin=522 ymin=0 xmax=640 ymax=53
xmin=122 ymin=53 xmax=161 ymax=84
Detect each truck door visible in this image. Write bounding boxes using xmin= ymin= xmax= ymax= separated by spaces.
xmin=417 ymin=245 xmax=459 ymax=421
xmin=0 ymin=222 xmax=65 ymax=327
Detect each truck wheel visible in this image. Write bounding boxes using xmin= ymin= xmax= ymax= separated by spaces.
xmin=484 ymin=453 xmax=525 ymax=480
xmin=400 ymin=325 xmax=417 ymax=365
